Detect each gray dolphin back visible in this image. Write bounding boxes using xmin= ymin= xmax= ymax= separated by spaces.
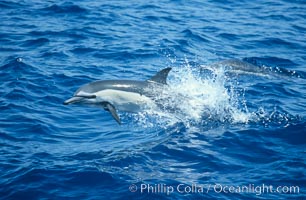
xmin=76 ymin=67 xmax=172 ymax=94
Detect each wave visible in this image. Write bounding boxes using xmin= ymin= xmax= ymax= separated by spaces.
xmin=40 ymin=4 xmax=88 ymax=14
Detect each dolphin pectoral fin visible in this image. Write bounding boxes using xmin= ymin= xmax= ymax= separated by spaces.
xmin=148 ymin=67 xmax=172 ymax=84
xmin=103 ymin=102 xmax=121 ymax=124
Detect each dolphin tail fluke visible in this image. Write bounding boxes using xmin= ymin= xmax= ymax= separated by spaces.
xmin=103 ymin=102 xmax=121 ymax=124
xmin=148 ymin=67 xmax=172 ymax=84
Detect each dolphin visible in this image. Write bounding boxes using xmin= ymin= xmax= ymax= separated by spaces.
xmin=63 ymin=68 xmax=172 ymax=124
xmin=203 ymin=59 xmax=303 ymax=78
xmin=203 ymin=59 xmax=269 ymax=76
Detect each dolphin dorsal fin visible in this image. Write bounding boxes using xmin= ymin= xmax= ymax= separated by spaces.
xmin=148 ymin=67 xmax=172 ymax=84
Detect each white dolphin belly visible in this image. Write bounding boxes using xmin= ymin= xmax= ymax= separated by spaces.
xmin=94 ymin=89 xmax=156 ymax=112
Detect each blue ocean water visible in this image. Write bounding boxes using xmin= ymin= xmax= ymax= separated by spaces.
xmin=0 ymin=0 xmax=305 ymax=199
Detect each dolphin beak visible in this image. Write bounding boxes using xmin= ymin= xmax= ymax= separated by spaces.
xmin=63 ymin=96 xmax=83 ymax=105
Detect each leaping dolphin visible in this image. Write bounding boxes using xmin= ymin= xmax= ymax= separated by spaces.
xmin=63 ymin=68 xmax=172 ymax=124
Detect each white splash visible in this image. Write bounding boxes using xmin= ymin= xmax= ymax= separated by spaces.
xmin=130 ymin=60 xmax=253 ymax=128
